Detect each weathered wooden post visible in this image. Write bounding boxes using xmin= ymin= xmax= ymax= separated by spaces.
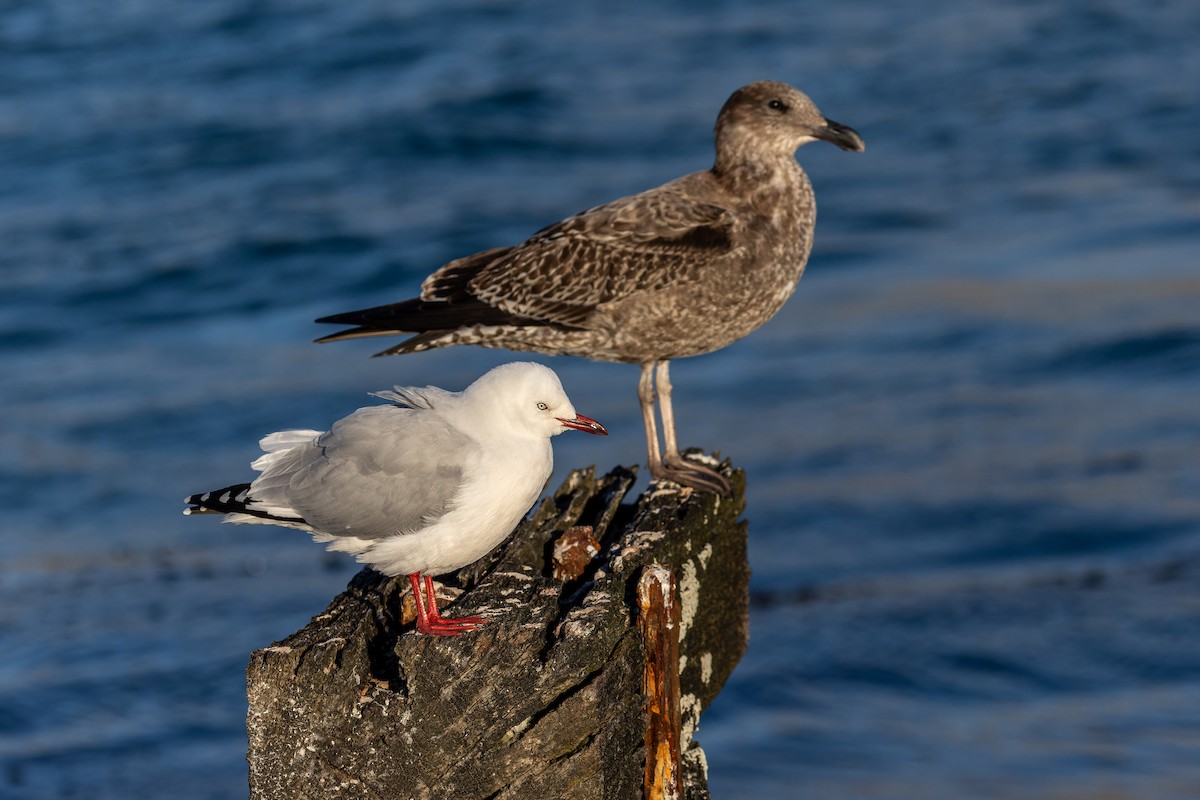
xmin=246 ymin=460 xmax=749 ymax=799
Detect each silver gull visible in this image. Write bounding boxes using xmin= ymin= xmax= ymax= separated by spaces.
xmin=184 ymin=361 xmax=607 ymax=636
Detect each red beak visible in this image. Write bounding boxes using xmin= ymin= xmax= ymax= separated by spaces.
xmin=557 ymin=413 xmax=608 ymax=436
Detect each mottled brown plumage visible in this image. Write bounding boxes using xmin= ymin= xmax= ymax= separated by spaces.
xmin=318 ymin=81 xmax=864 ymax=495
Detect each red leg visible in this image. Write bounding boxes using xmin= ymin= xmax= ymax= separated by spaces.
xmin=410 ymin=574 xmax=488 ymax=636
xmin=408 ymin=573 xmax=433 ymax=631
xmin=424 ymin=576 xmax=488 ymax=632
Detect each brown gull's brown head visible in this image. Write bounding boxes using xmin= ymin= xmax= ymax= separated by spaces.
xmin=715 ymin=81 xmax=865 ymax=163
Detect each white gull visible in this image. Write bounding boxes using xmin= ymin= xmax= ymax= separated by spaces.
xmin=184 ymin=361 xmax=607 ymax=636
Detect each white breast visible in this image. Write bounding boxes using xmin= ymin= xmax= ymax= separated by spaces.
xmin=357 ymin=437 xmax=553 ymax=577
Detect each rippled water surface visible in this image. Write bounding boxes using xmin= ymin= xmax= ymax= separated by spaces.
xmin=2 ymin=1 xmax=1199 ymax=797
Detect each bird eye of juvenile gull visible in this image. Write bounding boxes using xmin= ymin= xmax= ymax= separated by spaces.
xmin=183 ymin=361 xmax=607 ymax=636
xmin=316 ymin=80 xmax=864 ymax=497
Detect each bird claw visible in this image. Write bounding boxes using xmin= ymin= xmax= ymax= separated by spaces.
xmin=653 ymin=458 xmax=732 ymax=498
xmin=416 ymin=614 xmax=489 ymax=637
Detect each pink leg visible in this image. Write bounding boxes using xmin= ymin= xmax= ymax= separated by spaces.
xmin=656 ymin=361 xmax=731 ymax=497
xmin=408 ymin=573 xmax=488 ymax=636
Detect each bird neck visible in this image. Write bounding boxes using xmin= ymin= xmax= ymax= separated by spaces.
xmin=711 ymin=150 xmax=808 ymax=205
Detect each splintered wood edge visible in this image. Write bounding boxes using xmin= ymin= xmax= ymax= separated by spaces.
xmin=638 ymin=564 xmax=682 ymax=800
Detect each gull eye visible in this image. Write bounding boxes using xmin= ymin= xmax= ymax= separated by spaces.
xmin=767 ymin=98 xmax=789 ymax=113
xmin=537 ymin=402 xmax=549 ymax=411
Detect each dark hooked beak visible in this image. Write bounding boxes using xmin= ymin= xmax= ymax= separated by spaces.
xmin=815 ymin=118 xmax=865 ymax=152
xmin=558 ymin=413 xmax=608 ymax=436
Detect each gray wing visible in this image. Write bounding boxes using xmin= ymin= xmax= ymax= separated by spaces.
xmin=250 ymin=405 xmax=473 ymax=540
xmin=421 ymin=174 xmax=739 ymax=327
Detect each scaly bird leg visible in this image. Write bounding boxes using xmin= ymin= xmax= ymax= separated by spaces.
xmin=638 ymin=361 xmax=667 ymax=478
xmin=422 ymin=575 xmax=487 ymax=635
xmin=655 ymin=360 xmax=732 ymax=497
xmin=408 ymin=573 xmax=486 ymax=636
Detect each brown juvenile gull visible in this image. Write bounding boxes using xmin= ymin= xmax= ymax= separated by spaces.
xmin=316 ymin=81 xmax=864 ymax=496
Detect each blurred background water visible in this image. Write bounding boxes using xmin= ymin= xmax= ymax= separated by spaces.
xmin=2 ymin=0 xmax=1199 ymax=797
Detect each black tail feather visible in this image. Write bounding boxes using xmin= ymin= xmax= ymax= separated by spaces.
xmin=183 ymin=482 xmax=306 ymax=525
xmin=315 ymin=297 xmax=548 ymax=344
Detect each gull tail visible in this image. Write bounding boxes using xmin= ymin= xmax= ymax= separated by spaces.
xmin=314 ymin=298 xmax=439 ymax=350
xmin=315 ymin=297 xmax=549 ymax=355
xmin=315 ymin=242 xmax=522 ymax=345
xmin=184 ymin=482 xmax=307 ymax=527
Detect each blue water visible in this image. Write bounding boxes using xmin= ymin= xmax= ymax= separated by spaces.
xmin=2 ymin=1 xmax=1199 ymax=797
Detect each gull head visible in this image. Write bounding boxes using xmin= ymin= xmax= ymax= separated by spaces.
xmin=716 ymin=80 xmax=865 ymax=159
xmin=466 ymin=362 xmax=608 ymax=440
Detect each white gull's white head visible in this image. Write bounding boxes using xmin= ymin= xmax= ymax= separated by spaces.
xmin=184 ymin=361 xmax=606 ymax=636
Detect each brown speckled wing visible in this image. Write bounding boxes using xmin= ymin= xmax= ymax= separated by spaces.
xmin=426 ymin=183 xmax=738 ymax=327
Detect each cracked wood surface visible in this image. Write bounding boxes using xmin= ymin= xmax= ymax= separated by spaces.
xmin=246 ymin=461 xmax=749 ymax=800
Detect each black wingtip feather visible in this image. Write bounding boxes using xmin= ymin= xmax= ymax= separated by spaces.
xmin=183 ymin=483 xmax=307 ymax=525
xmin=313 ymin=327 xmax=392 ymax=344
xmin=315 ymin=298 xmax=554 ymax=341
xmin=185 ymin=483 xmax=253 ymax=515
